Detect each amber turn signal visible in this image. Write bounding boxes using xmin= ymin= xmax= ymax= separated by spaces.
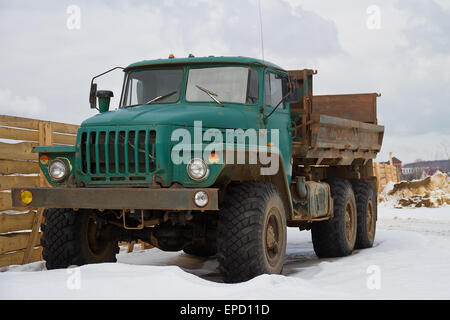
xmin=40 ymin=154 xmax=50 ymax=165
xmin=208 ymin=152 xmax=220 ymax=164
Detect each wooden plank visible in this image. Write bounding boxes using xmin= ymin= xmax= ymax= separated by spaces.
xmin=0 ymin=159 xmax=40 ymax=175
xmin=139 ymin=240 xmax=153 ymax=250
xmin=0 ymin=115 xmax=78 ymax=134
xmin=22 ymin=208 xmax=44 ymax=264
xmin=0 ymin=115 xmax=40 ymax=130
xmin=127 ymin=242 xmax=135 ymax=253
xmin=0 ymin=141 xmax=38 ymax=160
xmin=0 ymin=211 xmax=35 ymax=233
xmin=0 ymin=126 xmax=39 ymax=142
xmin=0 ymin=231 xmax=42 ymax=255
xmin=0 ymin=192 xmax=13 ymax=211
xmin=52 ymin=122 xmax=79 ymax=135
xmin=373 ymin=162 xmax=381 ymax=193
xmin=53 ymin=133 xmax=76 ymax=145
xmin=0 ymin=246 xmax=42 ymax=268
xmin=0 ymin=176 xmax=40 ymax=190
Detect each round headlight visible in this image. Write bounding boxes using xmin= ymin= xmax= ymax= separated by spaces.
xmin=187 ymin=158 xmax=210 ymax=181
xmin=194 ymin=191 xmax=209 ymax=207
xmin=48 ymin=159 xmax=69 ymax=182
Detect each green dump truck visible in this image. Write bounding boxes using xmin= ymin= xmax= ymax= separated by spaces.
xmin=12 ymin=56 xmax=384 ymax=283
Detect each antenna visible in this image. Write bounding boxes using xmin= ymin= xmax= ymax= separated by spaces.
xmin=258 ymin=0 xmax=265 ymax=62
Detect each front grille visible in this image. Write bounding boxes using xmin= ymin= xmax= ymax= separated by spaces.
xmin=80 ymin=128 xmax=156 ymax=179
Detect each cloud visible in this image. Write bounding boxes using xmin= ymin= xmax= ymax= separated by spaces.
xmin=0 ymin=0 xmax=341 ymax=125
xmin=0 ymin=88 xmax=47 ymax=118
xmin=398 ymin=0 xmax=450 ymax=54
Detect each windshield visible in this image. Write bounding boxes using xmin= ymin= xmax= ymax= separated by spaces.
xmin=186 ymin=66 xmax=259 ymax=104
xmin=121 ymin=68 xmax=183 ymax=107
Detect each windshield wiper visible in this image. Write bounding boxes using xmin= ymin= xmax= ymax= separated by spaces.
xmin=195 ymin=85 xmax=223 ymax=106
xmin=146 ymin=91 xmax=177 ymax=104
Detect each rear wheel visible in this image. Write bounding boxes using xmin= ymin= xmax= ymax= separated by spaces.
xmin=41 ymin=208 xmax=119 ymax=269
xmin=351 ymin=181 xmax=377 ymax=249
xmin=311 ymin=179 xmax=357 ymax=258
xmin=217 ymin=182 xmax=287 ymax=283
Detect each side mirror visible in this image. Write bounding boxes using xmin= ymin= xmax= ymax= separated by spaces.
xmin=89 ymin=83 xmax=97 ymax=109
xmin=282 ymin=77 xmax=299 ymax=103
xmin=96 ymin=90 xmax=114 ymax=113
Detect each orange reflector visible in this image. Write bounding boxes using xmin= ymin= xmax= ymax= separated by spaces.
xmin=40 ymin=154 xmax=50 ymax=165
xmin=268 ymin=142 xmax=274 ymax=146
xmin=208 ymin=152 xmax=220 ymax=164
xmin=169 ymin=54 xmax=175 ymax=59
xmin=20 ymin=190 xmax=33 ymax=205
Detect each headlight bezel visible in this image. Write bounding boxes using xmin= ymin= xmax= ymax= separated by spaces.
xmin=187 ymin=158 xmax=210 ymax=181
xmin=48 ymin=158 xmax=69 ymax=182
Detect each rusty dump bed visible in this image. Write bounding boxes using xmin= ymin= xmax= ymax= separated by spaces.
xmin=312 ymin=93 xmax=379 ymax=124
xmin=288 ymin=69 xmax=384 ymax=166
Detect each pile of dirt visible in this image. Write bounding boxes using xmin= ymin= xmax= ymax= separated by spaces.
xmin=380 ymin=171 xmax=450 ymax=208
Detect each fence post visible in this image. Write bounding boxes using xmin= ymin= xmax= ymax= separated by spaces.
xmin=22 ymin=121 xmax=52 ymax=264
xmin=373 ymin=162 xmax=380 ymax=193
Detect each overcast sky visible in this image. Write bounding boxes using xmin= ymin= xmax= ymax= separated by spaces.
xmin=0 ymin=0 xmax=449 ymax=163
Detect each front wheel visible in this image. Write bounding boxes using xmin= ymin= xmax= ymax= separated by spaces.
xmin=41 ymin=209 xmax=119 ymax=270
xmin=217 ymin=181 xmax=287 ymax=283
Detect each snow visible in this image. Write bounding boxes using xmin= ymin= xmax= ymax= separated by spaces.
xmin=1 ymin=206 xmax=450 ymax=300
xmin=380 ymin=171 xmax=450 ymax=208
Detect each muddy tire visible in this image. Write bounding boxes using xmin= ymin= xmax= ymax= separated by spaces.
xmin=351 ymin=180 xmax=377 ymax=249
xmin=311 ymin=179 xmax=357 ymax=258
xmin=41 ymin=208 xmax=119 ymax=270
xmin=217 ymin=182 xmax=287 ymax=283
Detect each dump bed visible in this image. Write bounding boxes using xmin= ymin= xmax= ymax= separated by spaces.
xmin=288 ymin=69 xmax=384 ymax=166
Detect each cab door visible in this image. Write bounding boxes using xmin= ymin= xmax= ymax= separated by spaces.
xmin=262 ymin=69 xmax=293 ymax=183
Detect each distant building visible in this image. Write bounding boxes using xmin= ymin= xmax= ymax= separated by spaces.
xmin=402 ymin=159 xmax=450 ymax=180
xmin=382 ymin=156 xmax=402 ymax=170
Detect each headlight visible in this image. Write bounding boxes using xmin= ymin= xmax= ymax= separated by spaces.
xmin=193 ymin=191 xmax=209 ymax=207
xmin=48 ymin=159 xmax=69 ymax=182
xmin=187 ymin=158 xmax=209 ymax=181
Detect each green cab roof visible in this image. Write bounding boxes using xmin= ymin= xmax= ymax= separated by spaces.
xmin=125 ymin=56 xmax=285 ymax=72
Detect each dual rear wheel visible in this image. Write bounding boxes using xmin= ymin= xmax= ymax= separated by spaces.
xmin=311 ymin=179 xmax=377 ymax=258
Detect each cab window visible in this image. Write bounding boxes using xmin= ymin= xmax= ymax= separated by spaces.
xmin=264 ymin=72 xmax=284 ymax=109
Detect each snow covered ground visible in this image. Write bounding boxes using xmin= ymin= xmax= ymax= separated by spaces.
xmin=1 ymin=205 xmax=449 ymax=300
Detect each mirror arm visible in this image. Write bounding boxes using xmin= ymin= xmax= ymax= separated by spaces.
xmin=90 ymin=66 xmax=125 ymax=86
xmin=90 ymin=66 xmax=124 ymax=110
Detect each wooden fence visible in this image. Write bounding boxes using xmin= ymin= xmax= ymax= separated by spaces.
xmin=373 ymin=162 xmax=400 ymax=193
xmin=0 ymin=115 xmax=152 ymax=268
xmin=0 ymin=115 xmax=78 ymax=267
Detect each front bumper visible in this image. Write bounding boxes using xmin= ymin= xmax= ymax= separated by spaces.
xmin=11 ymin=187 xmax=219 ymax=211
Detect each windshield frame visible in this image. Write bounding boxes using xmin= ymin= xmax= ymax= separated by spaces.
xmin=120 ymin=64 xmax=262 ymax=108
xmin=120 ymin=67 xmax=185 ymax=108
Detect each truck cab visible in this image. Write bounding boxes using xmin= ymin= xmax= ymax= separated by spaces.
xmin=12 ymin=56 xmax=384 ymax=283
